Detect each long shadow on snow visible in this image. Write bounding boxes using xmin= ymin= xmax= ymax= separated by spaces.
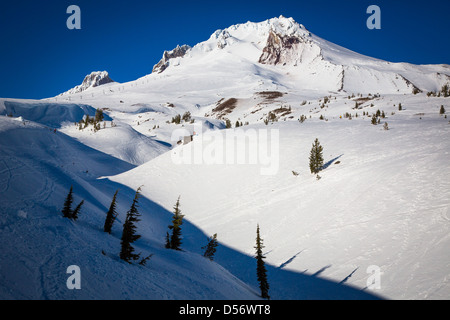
xmin=321 ymin=154 xmax=344 ymax=171
xmin=93 ymin=178 xmax=383 ymax=300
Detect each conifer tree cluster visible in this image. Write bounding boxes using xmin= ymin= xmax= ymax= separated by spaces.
xmin=61 ymin=186 xmax=84 ymax=221
xmin=427 ymin=84 xmax=450 ymax=97
xmin=78 ymin=109 xmax=104 ymax=131
xmin=61 ymin=185 xmax=153 ymax=265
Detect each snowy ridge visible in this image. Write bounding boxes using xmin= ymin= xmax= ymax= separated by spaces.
xmin=59 ymin=71 xmax=115 ymax=96
xmin=147 ymin=16 xmax=449 ymax=95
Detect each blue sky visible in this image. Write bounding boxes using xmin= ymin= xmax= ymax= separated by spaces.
xmin=1 ymin=0 xmax=449 ymax=99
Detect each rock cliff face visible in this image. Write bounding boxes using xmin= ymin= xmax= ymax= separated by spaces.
xmin=152 ymin=45 xmax=191 ymax=74
xmin=59 ymin=71 xmax=115 ymax=95
xmin=258 ymin=30 xmax=302 ymax=65
xmin=82 ymin=71 xmax=114 ymax=88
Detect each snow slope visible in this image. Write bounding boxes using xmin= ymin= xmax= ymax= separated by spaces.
xmin=0 ymin=116 xmax=260 ymax=299
xmin=0 ymin=16 xmax=449 ymax=300
xmin=110 ymin=103 xmax=450 ymax=299
xmin=0 ymin=114 xmax=382 ymax=300
xmin=0 ymin=99 xmax=102 ymax=128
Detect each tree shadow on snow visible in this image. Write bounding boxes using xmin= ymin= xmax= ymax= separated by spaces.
xmin=321 ymin=154 xmax=344 ymax=171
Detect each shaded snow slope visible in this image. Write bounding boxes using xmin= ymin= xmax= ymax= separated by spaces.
xmin=0 ymin=116 xmax=259 ymax=299
xmin=0 ymin=100 xmax=104 ymax=128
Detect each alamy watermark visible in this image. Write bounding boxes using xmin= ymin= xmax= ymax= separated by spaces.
xmin=170 ymin=123 xmax=279 ymax=175
xmin=366 ymin=5 xmax=381 ymax=30
xmin=66 ymin=265 xmax=81 ymax=290
xmin=66 ymin=5 xmax=81 ymax=30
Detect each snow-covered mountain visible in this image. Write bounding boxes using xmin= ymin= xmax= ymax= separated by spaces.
xmin=0 ymin=16 xmax=449 ymax=300
xmin=148 ymin=16 xmax=449 ymax=95
xmin=58 ymin=71 xmax=115 ymax=96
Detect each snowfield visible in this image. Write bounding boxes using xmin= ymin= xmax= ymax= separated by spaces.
xmin=0 ymin=16 xmax=449 ymax=300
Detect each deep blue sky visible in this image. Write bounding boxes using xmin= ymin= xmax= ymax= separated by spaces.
xmin=1 ymin=0 xmax=449 ymax=99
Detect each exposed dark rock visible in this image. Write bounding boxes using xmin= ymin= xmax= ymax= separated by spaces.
xmin=259 ymin=30 xmax=302 ymax=65
xmin=152 ymin=45 xmax=191 ymax=74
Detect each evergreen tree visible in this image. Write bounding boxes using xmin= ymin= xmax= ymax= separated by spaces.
xmin=165 ymin=232 xmax=171 ymax=249
xmin=202 ymin=233 xmax=219 ymax=261
xmin=71 ymin=200 xmax=84 ymax=221
xmin=168 ymin=196 xmax=184 ymax=250
xmin=104 ymin=190 xmax=119 ymax=234
xmin=120 ymin=187 xmax=142 ymax=263
xmin=440 ymin=105 xmax=446 ymax=115
xmin=84 ymin=115 xmax=90 ymax=129
xmin=255 ymin=224 xmax=270 ymax=299
xmin=62 ymin=186 xmax=74 ymax=218
xmin=61 ymin=185 xmax=84 ymax=220
xmin=309 ymin=138 xmax=324 ymax=174
xmin=138 ymin=253 xmax=154 ymax=266
xmin=94 ymin=108 xmax=104 ymax=123
xmin=182 ymin=111 xmax=191 ymax=122
xmin=371 ymin=114 xmax=378 ymax=125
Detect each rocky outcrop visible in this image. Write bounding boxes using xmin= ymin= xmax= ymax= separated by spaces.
xmin=259 ymin=30 xmax=303 ymax=65
xmin=152 ymin=45 xmax=191 ymax=74
xmin=82 ymin=71 xmax=114 ymax=88
xmin=59 ymin=71 xmax=115 ymax=95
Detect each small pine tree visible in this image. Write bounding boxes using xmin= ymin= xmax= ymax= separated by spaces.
xmin=165 ymin=232 xmax=171 ymax=249
xmin=171 ymin=114 xmax=181 ymax=124
xmin=440 ymin=105 xmax=446 ymax=115
xmin=95 ymin=108 xmax=104 ymax=123
xmin=225 ymin=119 xmax=232 ymax=129
xmin=309 ymin=138 xmax=324 ymax=175
xmin=255 ymin=224 xmax=270 ymax=299
xmin=235 ymin=120 xmax=240 ymax=128
xmin=62 ymin=186 xmax=74 ymax=218
xmin=182 ymin=111 xmax=191 ymax=122
xmin=61 ymin=186 xmax=84 ymax=220
xmin=71 ymin=200 xmax=84 ymax=221
xmin=371 ymin=114 xmax=378 ymax=125
xmin=202 ymin=234 xmax=219 ymax=261
xmin=168 ymin=196 xmax=184 ymax=250
xmin=104 ymin=190 xmax=119 ymax=234
xmin=138 ymin=253 xmax=154 ymax=266
xmin=120 ymin=187 xmax=142 ymax=263
xmin=398 ymin=103 xmax=402 ymax=111
xmin=84 ymin=115 xmax=90 ymax=129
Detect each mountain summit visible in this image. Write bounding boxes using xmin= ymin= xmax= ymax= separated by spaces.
xmin=146 ymin=16 xmax=448 ymax=95
xmin=59 ymin=71 xmax=115 ymax=96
